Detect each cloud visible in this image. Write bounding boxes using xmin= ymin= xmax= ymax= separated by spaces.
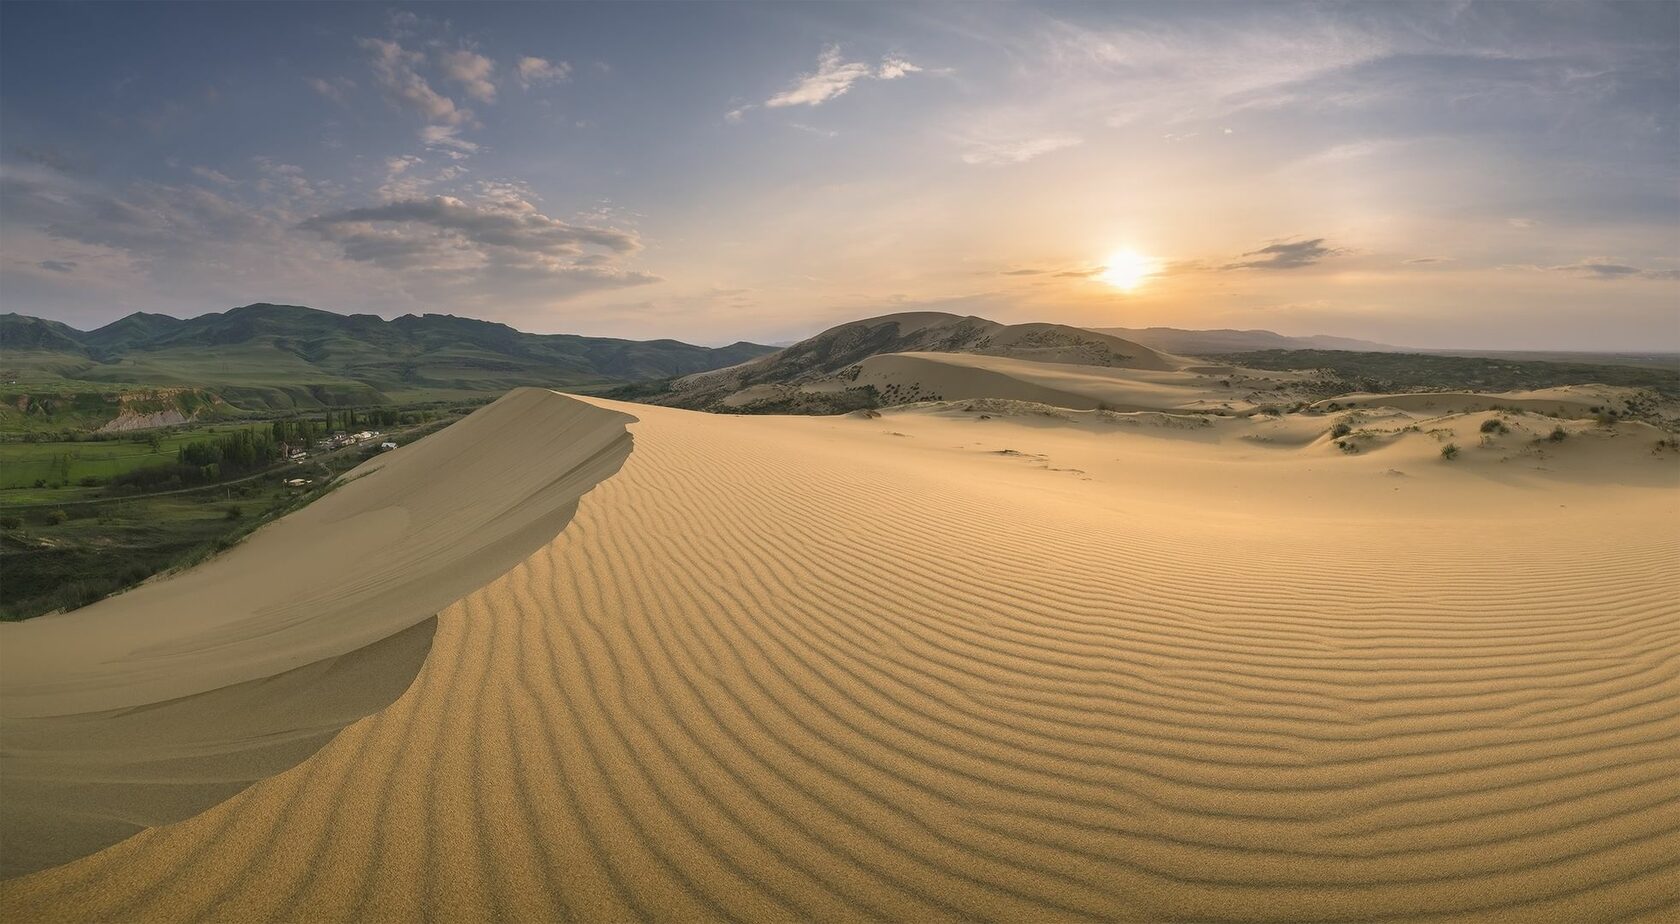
xmin=960 ymin=134 xmax=1081 ymax=166
xmin=1545 ymin=259 xmax=1679 ymax=281
xmin=724 ymin=105 xmax=755 ymax=124
xmin=765 ymin=45 xmax=923 ymax=108
xmin=877 ymin=55 xmax=922 ymax=80
xmin=1225 ymin=238 xmax=1345 ymax=270
xmin=301 ymin=194 xmax=645 ymax=278
xmin=305 ymin=76 xmax=355 ymax=106
xmin=190 ymin=166 xmax=237 ymax=186
xmin=1404 ymin=256 xmax=1452 ymax=264
xmin=359 ymin=37 xmax=468 ymax=126
xmin=440 ymin=50 xmax=497 ymax=103
xmin=38 ymin=260 xmax=77 ymax=273
xmin=421 ymin=124 xmax=481 ymax=157
xmin=1000 ymin=268 xmax=1046 ymax=276
xmin=1054 ymin=268 xmax=1102 ymax=278
xmin=516 ymin=56 xmax=571 ymax=89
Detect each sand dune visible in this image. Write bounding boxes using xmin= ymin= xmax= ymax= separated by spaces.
xmin=3 ymin=389 xmax=1678 ymax=921
xmin=850 ymin=351 xmax=1307 ymax=413
xmin=0 ymin=389 xmax=633 ymax=876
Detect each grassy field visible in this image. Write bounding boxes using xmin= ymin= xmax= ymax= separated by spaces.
xmin=0 ymin=423 xmax=277 ymax=490
xmin=1 ymin=408 xmax=473 ymax=620
xmin=1214 ymin=349 xmax=1680 ymax=399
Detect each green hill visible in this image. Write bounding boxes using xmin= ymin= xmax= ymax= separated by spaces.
xmin=0 ymin=304 xmax=773 ymax=432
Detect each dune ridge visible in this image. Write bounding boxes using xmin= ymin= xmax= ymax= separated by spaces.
xmin=3 ymin=391 xmax=1676 ymax=921
xmin=0 ymin=389 xmax=634 ymax=877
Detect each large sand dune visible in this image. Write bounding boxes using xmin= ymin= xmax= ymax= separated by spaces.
xmin=0 ymin=390 xmax=633 ymax=876
xmin=3 ymin=388 xmax=1678 ymax=921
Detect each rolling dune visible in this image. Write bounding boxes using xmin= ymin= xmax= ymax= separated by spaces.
xmin=3 ymin=389 xmax=1678 ymax=922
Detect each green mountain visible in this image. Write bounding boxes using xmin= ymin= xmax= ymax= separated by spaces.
xmin=0 ymin=304 xmax=774 ymax=431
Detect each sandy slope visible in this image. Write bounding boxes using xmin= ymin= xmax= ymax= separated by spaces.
xmin=4 ymin=389 xmax=1679 ymax=922
xmin=850 ymin=351 xmax=1308 ymax=413
xmin=0 ymin=390 xmax=633 ymax=876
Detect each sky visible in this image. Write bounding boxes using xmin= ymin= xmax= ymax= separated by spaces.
xmin=1 ymin=1 xmax=1676 ymax=350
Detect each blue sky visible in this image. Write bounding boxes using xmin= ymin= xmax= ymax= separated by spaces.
xmin=2 ymin=1 xmax=1676 ymax=349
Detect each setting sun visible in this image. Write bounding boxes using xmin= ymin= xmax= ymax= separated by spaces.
xmin=1098 ymin=249 xmax=1158 ymax=291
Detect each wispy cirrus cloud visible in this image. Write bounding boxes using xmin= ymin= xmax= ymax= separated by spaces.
xmin=762 ymin=45 xmax=923 ymax=109
xmin=359 ymin=37 xmax=468 ymax=126
xmin=959 ymin=133 xmax=1082 ymax=166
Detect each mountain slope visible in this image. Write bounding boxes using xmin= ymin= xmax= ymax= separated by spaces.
xmin=631 ymin=311 xmax=1182 ymax=412
xmin=0 ymin=305 xmax=776 ymax=427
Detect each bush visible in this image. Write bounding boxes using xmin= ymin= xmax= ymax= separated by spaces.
xmin=1480 ymin=419 xmax=1508 ymax=435
xmin=1548 ymin=426 xmax=1568 ymax=442
xmin=1330 ymin=422 xmax=1353 ymax=438
xmin=0 ymin=516 xmax=21 ymax=530
xmin=1440 ymin=443 xmax=1460 ymax=460
xmin=225 ymin=505 xmax=244 ymax=520
xmin=45 ymin=509 xmax=69 ymax=525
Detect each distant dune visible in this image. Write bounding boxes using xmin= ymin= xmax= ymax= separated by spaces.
xmin=3 ymin=387 xmax=1677 ymax=921
xmin=1090 ymin=325 xmax=1402 ymax=354
xmin=642 ymin=311 xmax=1185 ymax=413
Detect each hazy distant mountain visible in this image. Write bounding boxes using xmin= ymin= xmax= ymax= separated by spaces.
xmin=622 ymin=311 xmax=1179 ymax=412
xmin=0 ymin=304 xmax=775 ymax=418
xmin=1089 ymin=326 xmax=1402 ymax=355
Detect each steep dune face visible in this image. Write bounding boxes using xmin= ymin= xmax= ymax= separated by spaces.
xmin=4 ymin=394 xmax=1676 ymax=921
xmin=0 ymin=389 xmax=634 ymax=877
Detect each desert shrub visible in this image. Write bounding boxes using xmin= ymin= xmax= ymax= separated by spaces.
xmin=1480 ymin=419 xmax=1508 ymax=435
xmin=1548 ymin=426 xmax=1568 ymax=442
xmin=1330 ymin=422 xmax=1352 ymax=438
xmin=1441 ymin=443 xmax=1460 ymax=460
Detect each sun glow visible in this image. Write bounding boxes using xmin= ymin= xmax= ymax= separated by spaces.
xmin=1098 ymin=249 xmax=1157 ymax=291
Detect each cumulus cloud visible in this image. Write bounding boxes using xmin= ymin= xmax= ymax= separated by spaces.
xmin=1225 ymin=238 xmax=1345 ymax=270
xmin=765 ymin=45 xmax=924 ymax=109
xmin=360 ymin=37 xmax=468 ymax=126
xmin=440 ymin=50 xmax=497 ymax=103
xmin=517 ymin=56 xmax=571 ymax=88
xmin=960 ymin=134 xmax=1082 ymax=166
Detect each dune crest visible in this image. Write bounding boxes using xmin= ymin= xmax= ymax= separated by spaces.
xmin=0 ymin=389 xmax=634 ymax=877
xmin=4 ymin=393 xmax=1675 ymax=921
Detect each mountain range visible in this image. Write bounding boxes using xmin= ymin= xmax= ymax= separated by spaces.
xmin=1 ymin=304 xmax=775 ymax=429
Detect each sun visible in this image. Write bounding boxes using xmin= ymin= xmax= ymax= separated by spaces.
xmin=1098 ymin=249 xmax=1157 ymax=291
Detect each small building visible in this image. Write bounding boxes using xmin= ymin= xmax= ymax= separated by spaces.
xmin=379 ymin=441 xmax=398 ymax=451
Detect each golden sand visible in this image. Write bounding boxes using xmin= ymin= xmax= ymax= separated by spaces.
xmin=3 ymin=388 xmax=1677 ymax=921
